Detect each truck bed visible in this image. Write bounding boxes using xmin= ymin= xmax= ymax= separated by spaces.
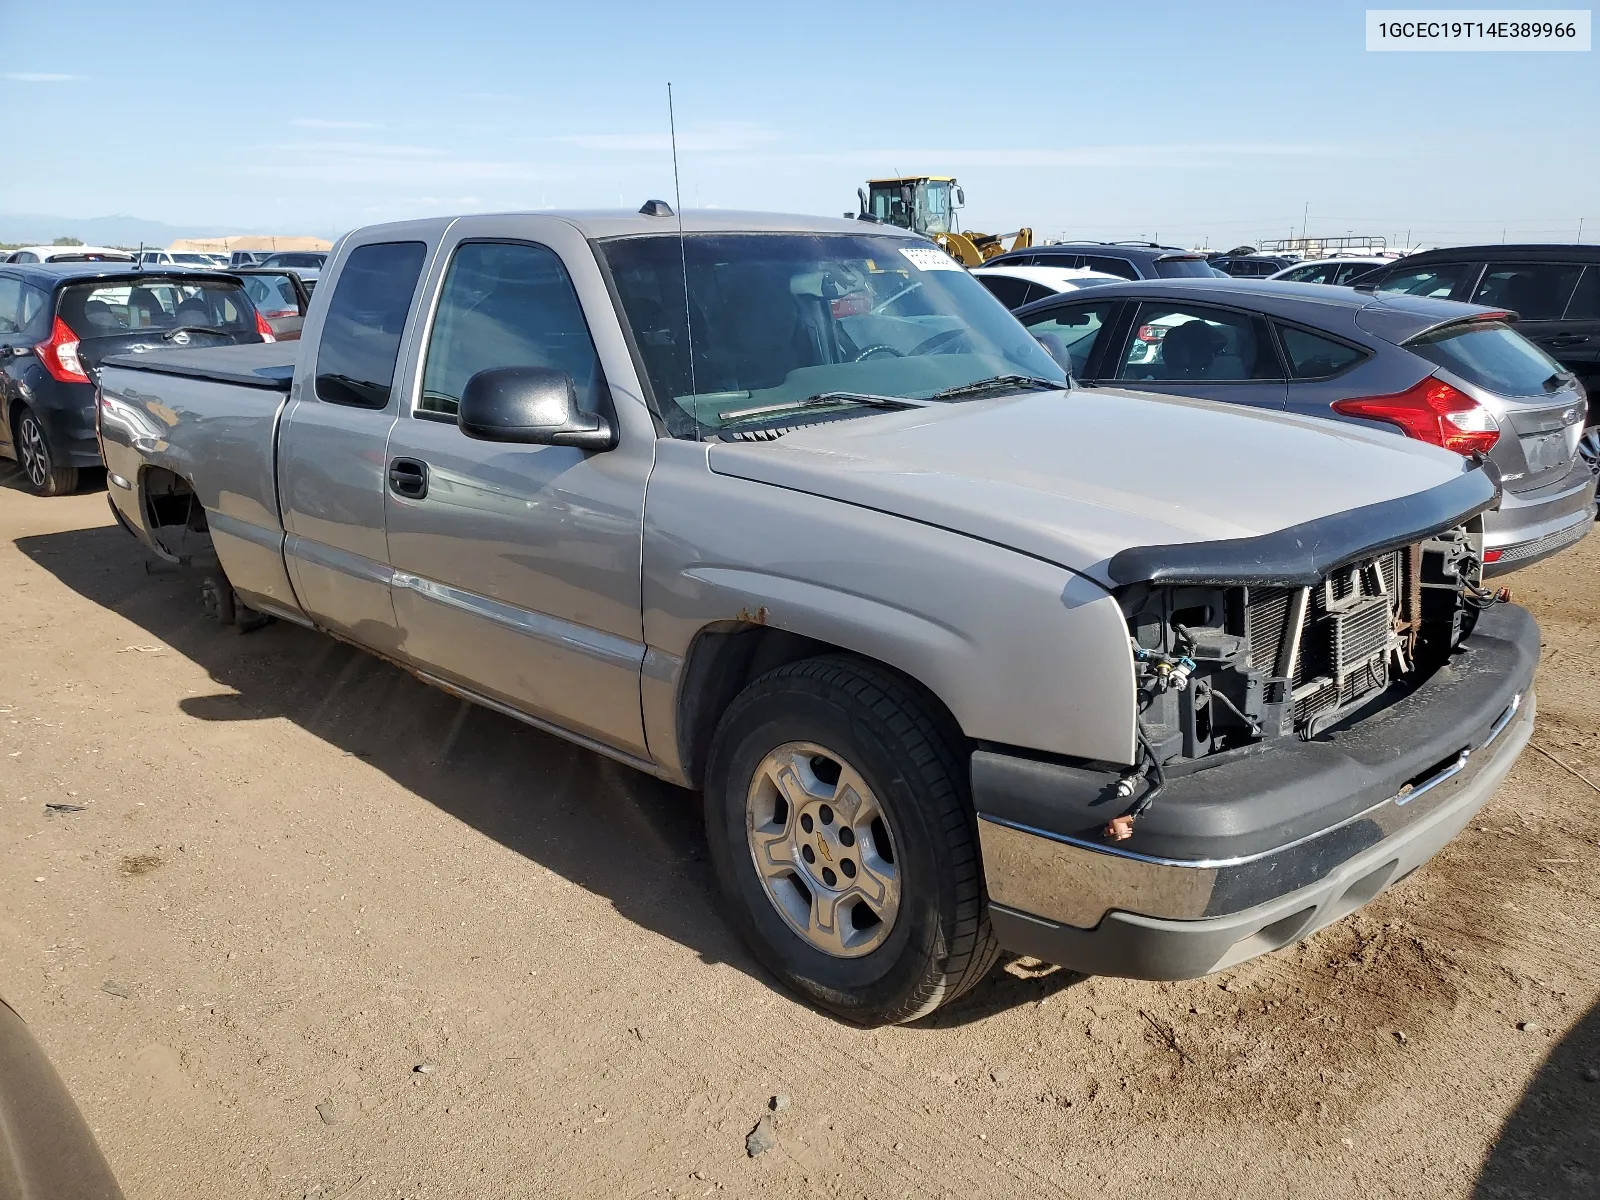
xmin=101 ymin=342 xmax=297 ymax=391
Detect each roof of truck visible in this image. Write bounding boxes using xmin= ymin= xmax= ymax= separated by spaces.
xmin=348 ymin=209 xmax=923 ymax=242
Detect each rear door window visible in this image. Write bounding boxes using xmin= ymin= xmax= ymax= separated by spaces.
xmin=1032 ymin=253 xmax=1082 ymax=269
xmin=1566 ymin=266 xmax=1600 ymax=319
xmin=1376 ymin=262 xmax=1475 ymax=299
xmin=1472 ymin=262 xmax=1584 ymax=321
xmin=1116 ymin=303 xmax=1282 ymax=381
xmin=1332 ymin=262 xmax=1372 ymax=285
xmin=0 ymin=277 xmax=21 ymax=334
xmin=315 ymin=241 xmax=428 ymax=409
xmin=1022 ymin=301 xmax=1116 ymax=377
xmin=419 ymin=240 xmax=603 ymax=417
xmin=1409 ymin=321 xmax=1566 ymax=396
xmin=1277 ymin=325 xmax=1367 ymax=378
xmin=1084 ymin=255 xmax=1140 ymax=280
xmin=975 ymin=274 xmax=1032 ymax=310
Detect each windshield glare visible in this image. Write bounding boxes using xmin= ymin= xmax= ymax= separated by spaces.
xmin=600 ymin=233 xmax=1067 ymax=436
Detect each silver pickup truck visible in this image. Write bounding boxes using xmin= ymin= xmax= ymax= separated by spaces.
xmin=97 ymin=209 xmax=1538 ymax=1024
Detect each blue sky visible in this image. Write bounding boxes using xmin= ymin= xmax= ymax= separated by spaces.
xmin=2 ymin=0 xmax=1595 ymax=248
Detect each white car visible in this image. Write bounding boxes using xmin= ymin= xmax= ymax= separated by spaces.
xmin=1266 ymin=257 xmax=1391 ymax=286
xmin=137 ymin=250 xmax=230 ymax=269
xmin=970 ymin=264 xmax=1128 ymax=311
xmin=3 ymin=245 xmax=134 ymax=264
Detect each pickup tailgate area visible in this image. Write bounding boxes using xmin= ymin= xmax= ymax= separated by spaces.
xmin=98 ymin=344 xmax=304 ymax=618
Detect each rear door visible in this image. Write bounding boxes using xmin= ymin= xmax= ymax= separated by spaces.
xmin=380 ymin=217 xmax=654 ymax=757
xmin=276 ymin=232 xmax=435 ymax=653
xmin=1104 ymin=299 xmax=1289 ymax=410
xmin=0 ymin=274 xmax=25 ymax=458
xmin=1477 ymin=262 xmax=1600 ymax=400
xmin=1552 ymin=267 xmax=1600 ymax=404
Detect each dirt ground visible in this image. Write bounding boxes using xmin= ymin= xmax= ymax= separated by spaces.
xmin=1 ymin=469 xmax=1597 ymax=1200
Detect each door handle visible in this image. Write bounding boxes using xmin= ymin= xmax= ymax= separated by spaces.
xmin=387 ymin=458 xmax=429 ymax=499
xmin=1543 ymin=334 xmax=1590 ymax=346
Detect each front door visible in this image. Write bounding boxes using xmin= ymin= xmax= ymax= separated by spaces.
xmin=382 ymin=226 xmax=653 ymax=757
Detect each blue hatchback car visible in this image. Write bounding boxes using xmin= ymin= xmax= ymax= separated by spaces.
xmin=0 ymin=263 xmax=270 ymax=494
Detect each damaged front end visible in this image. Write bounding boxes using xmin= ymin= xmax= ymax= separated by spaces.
xmin=1102 ymin=467 xmax=1504 ymax=838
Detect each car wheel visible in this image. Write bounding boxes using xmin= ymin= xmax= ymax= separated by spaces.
xmin=1579 ymin=427 xmax=1599 ymax=520
xmin=14 ymin=408 xmax=78 ymax=497
xmin=704 ymin=655 xmax=1000 ymax=1025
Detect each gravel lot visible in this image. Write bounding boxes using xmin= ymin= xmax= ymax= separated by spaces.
xmin=1 ymin=470 xmax=1597 ymax=1199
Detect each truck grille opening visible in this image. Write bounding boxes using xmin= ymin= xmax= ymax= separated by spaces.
xmin=1121 ymin=523 xmax=1482 ymax=764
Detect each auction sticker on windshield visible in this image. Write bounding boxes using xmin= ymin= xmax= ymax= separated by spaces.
xmin=899 ymin=247 xmax=963 ymax=271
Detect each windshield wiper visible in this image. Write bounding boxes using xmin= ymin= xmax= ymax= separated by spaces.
xmin=929 ymin=374 xmax=1065 ymax=401
xmin=718 ymin=392 xmax=928 ymax=423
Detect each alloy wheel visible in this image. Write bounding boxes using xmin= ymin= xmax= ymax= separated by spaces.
xmin=18 ymin=414 xmax=50 ymax=491
xmin=745 ymin=741 xmax=901 ymax=958
xmin=1581 ymin=427 xmax=1600 ymax=518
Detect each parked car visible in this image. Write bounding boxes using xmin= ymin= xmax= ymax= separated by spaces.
xmin=1016 ymin=278 xmax=1594 ymax=570
xmin=228 ymin=250 xmax=272 ymax=268
xmin=0 ymin=997 xmax=124 ymax=1199
xmin=137 ymin=250 xmax=230 ymax=269
xmin=1210 ymin=254 xmax=1298 ymax=278
xmin=4 ymin=245 xmax=134 ymax=264
xmin=258 ymin=250 xmax=327 ymax=270
xmin=1348 ymin=245 xmax=1600 ymax=405
xmin=100 ymin=208 xmax=1536 ymax=1025
xmin=980 ymin=241 xmax=1215 ymax=281
xmin=0 ymin=263 xmax=273 ymax=494
xmin=231 ymin=267 xmax=315 ymax=339
xmin=1268 ymin=257 xmax=1392 ymax=286
xmin=970 ymin=264 xmax=1126 ymax=309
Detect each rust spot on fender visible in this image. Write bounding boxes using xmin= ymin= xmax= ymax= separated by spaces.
xmin=735 ymin=606 xmax=770 ymax=625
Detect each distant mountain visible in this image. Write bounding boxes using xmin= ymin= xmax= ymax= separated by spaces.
xmin=0 ymin=213 xmax=334 ymax=249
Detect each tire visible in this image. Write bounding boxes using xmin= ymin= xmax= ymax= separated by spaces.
xmin=704 ymin=655 xmax=1001 ymax=1025
xmin=14 ymin=408 xmax=78 ymax=497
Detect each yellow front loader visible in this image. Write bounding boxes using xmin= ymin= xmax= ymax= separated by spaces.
xmin=855 ymin=176 xmax=1031 ymax=266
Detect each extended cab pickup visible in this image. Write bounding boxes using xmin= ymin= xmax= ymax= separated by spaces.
xmin=98 ymin=210 xmax=1538 ymax=1024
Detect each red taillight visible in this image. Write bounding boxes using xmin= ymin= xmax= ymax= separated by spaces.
xmin=1331 ymin=376 xmax=1500 ymax=456
xmin=254 ymin=309 xmax=276 ymax=342
xmin=1137 ymin=324 xmax=1169 ymax=343
xmin=35 ymin=316 xmax=88 ymax=383
xmin=1483 ymin=549 xmax=1504 ymax=563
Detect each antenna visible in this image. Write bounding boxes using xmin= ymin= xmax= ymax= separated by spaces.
xmin=668 ymin=82 xmax=698 ymax=434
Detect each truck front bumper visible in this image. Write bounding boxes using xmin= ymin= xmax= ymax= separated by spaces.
xmin=976 ymin=602 xmax=1539 ymax=980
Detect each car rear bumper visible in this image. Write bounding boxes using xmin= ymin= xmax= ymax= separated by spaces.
xmin=1484 ymin=457 xmax=1595 ymax=575
xmin=29 ymin=381 xmax=102 ymax=469
xmin=975 ymin=602 xmax=1538 ymax=979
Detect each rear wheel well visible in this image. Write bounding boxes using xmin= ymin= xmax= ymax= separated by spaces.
xmin=139 ymin=467 xmax=216 ymax=565
xmin=675 ymin=623 xmax=965 ymax=789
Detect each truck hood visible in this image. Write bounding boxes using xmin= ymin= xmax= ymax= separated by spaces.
xmin=706 ymin=387 xmax=1477 ymax=586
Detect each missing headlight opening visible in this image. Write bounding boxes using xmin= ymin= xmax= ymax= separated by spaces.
xmin=1107 ymin=521 xmax=1502 ymax=839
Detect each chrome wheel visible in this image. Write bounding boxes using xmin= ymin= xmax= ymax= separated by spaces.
xmin=745 ymin=741 xmax=901 ymax=958
xmin=18 ymin=414 xmax=50 ymax=491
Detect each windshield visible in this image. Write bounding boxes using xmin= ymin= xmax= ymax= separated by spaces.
xmin=58 ymin=279 xmax=255 ymax=337
xmin=600 ymin=232 xmax=1067 ymax=437
xmin=1154 ymin=256 xmax=1215 ymax=279
xmin=1409 ymin=321 xmax=1568 ymax=397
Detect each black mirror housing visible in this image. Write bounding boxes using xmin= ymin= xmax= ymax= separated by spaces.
xmin=457 ymin=366 xmax=616 ymax=451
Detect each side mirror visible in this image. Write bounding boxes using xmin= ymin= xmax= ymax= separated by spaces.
xmin=457 ymin=366 xmax=616 ymax=451
xmin=856 ymin=187 xmax=869 ymax=217
xmin=955 ymin=187 xmax=965 ymax=206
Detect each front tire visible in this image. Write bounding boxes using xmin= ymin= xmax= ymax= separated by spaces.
xmin=704 ymin=656 xmax=1000 ymax=1024
xmin=14 ymin=408 xmax=78 ymax=496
